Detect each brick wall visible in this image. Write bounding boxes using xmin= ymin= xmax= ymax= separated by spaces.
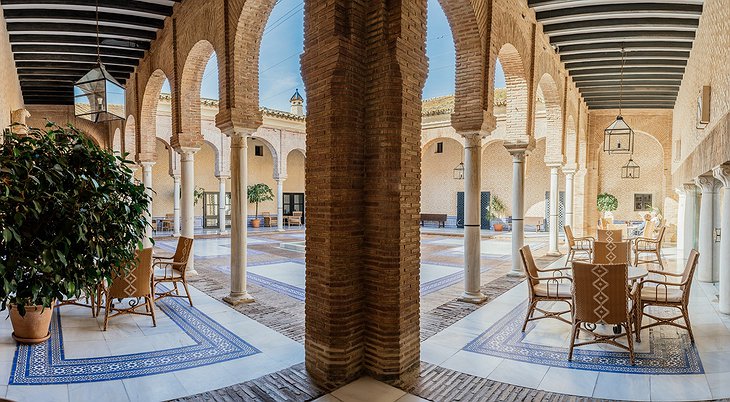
xmin=0 ymin=8 xmax=23 ymax=129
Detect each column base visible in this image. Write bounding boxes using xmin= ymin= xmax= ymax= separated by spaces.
xmin=223 ymin=292 xmax=255 ymax=305
xmin=546 ymin=251 xmax=563 ymax=257
xmin=459 ymin=291 xmax=487 ymax=304
xmin=506 ymin=271 xmax=526 ymax=278
xmin=219 ymin=231 xmax=229 ymax=236
xmin=173 ymin=232 xmax=181 ymax=238
xmin=277 ymin=228 xmax=285 ymax=232
xmin=186 ymin=269 xmax=199 ymax=276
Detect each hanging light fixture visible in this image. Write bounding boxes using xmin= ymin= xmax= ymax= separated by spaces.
xmin=74 ymin=0 xmax=125 ymax=122
xmin=621 ymin=155 xmax=640 ymax=179
xmin=604 ymin=47 xmax=634 ymax=155
xmin=453 ymin=161 xmax=465 ymax=180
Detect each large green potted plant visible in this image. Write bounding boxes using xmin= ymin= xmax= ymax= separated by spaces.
xmin=486 ymin=195 xmax=507 ymax=231
xmin=597 ymin=192 xmax=619 ymax=222
xmin=0 ymin=123 xmax=151 ymax=344
xmin=247 ymin=183 xmax=274 ymax=228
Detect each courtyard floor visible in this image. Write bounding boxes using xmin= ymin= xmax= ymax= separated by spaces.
xmin=0 ymin=230 xmax=727 ymax=401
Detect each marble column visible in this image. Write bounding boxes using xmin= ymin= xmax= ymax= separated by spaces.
xmin=173 ymin=174 xmax=181 ymax=237
xmin=508 ymin=148 xmax=526 ymax=277
xmin=676 ymin=187 xmax=687 ymax=263
xmin=681 ymin=183 xmax=697 ymax=263
xmin=218 ymin=176 xmax=228 ymax=235
xmin=547 ymin=165 xmax=561 ymax=256
xmin=141 ymin=161 xmax=155 ymax=248
xmin=224 ymin=132 xmax=254 ymax=305
xmin=564 ymin=168 xmax=576 ymax=229
xmin=180 ymin=148 xmax=198 ymax=275
xmin=460 ymin=133 xmax=486 ymax=303
xmin=276 ymin=177 xmax=285 ymax=231
xmin=713 ymin=165 xmax=730 ymax=313
xmin=696 ymin=175 xmax=719 ymax=283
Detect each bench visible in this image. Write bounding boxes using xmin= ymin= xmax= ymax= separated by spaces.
xmin=524 ymin=216 xmax=544 ymax=232
xmin=420 ymin=213 xmax=447 ymax=228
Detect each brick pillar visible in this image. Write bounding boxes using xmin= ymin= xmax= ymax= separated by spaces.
xmin=301 ymin=0 xmax=427 ymax=390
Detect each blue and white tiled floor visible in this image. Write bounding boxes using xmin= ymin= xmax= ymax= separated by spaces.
xmin=421 ymin=249 xmax=730 ymax=401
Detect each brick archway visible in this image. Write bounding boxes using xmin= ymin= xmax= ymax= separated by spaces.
xmin=180 ymin=40 xmax=215 ymax=148
xmin=139 ymin=70 xmax=167 ymax=162
xmin=497 ymin=43 xmax=529 ymax=141
xmin=124 ymin=115 xmax=136 ymax=161
xmin=536 ymin=73 xmax=563 ymax=164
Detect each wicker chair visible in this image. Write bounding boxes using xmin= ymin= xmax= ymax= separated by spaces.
xmin=597 ymin=228 xmax=624 ymax=242
xmin=564 ymin=225 xmax=594 ymax=263
xmin=262 ymin=212 xmax=277 ymax=227
xmin=636 ymin=249 xmax=699 ymax=343
xmin=593 ymin=241 xmax=631 ymax=265
xmin=634 ymin=226 xmax=666 ymax=270
xmin=569 ymin=262 xmax=636 ymax=365
xmin=288 ymin=211 xmax=303 ymax=227
xmin=518 ymin=245 xmax=573 ymax=332
xmin=102 ymin=248 xmax=156 ymax=331
xmin=153 ymin=236 xmax=194 ymax=306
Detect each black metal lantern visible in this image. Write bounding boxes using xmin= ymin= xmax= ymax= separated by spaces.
xmin=74 ymin=0 xmax=125 ymax=123
xmin=603 ymin=47 xmax=634 ymax=155
xmin=621 ymin=157 xmax=640 ymax=179
xmin=74 ymin=64 xmax=125 ymax=122
xmin=453 ymin=162 xmax=465 ymax=180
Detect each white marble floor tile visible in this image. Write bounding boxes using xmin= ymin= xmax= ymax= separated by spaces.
xmin=706 ymin=371 xmax=730 ymax=399
xmin=331 ymin=377 xmax=406 ymax=402
xmin=420 ymin=342 xmax=458 ymax=366
xmin=487 ymin=359 xmax=549 ymax=389
xmin=122 ymin=372 xmax=189 ymax=402
xmin=699 ymin=351 xmax=730 ymax=373
xmin=7 ymin=384 xmax=69 ymax=402
xmin=63 ymin=339 xmax=113 ymax=359
xmin=395 ymin=394 xmax=429 ymax=402
xmin=67 ymin=380 xmax=129 ymax=402
xmin=592 ymin=372 xmax=650 ymax=401
xmin=649 ymin=374 xmax=712 ymax=401
xmin=439 ymin=350 xmax=502 ymax=378
xmin=538 ymin=366 xmax=599 ymax=397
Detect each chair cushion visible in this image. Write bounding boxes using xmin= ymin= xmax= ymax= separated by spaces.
xmin=533 ymin=282 xmax=572 ymax=298
xmin=636 ymin=243 xmax=658 ymax=251
xmin=154 ymin=267 xmax=183 ymax=280
xmin=641 ymin=286 xmax=683 ymax=303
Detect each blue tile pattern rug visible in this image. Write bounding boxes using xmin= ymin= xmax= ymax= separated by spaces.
xmin=10 ymin=295 xmax=260 ymax=384
xmin=464 ymin=301 xmax=703 ymax=375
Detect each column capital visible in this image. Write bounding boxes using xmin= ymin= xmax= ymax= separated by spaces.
xmin=176 ymin=147 xmax=199 ymax=161
xmin=712 ymin=165 xmax=730 ymax=188
xmin=695 ymin=175 xmax=720 ymax=193
xmin=546 ymin=163 xmax=563 ymax=169
xmin=140 ymin=161 xmax=156 ymax=169
xmin=458 ymin=131 xmax=484 ymax=147
xmin=562 ymin=164 xmax=577 ymax=175
xmin=216 ymin=175 xmax=231 ymax=181
xmin=274 ymin=176 xmax=288 ymax=182
xmin=681 ymin=182 xmax=697 ymax=193
xmin=172 ymin=173 xmax=181 ymax=180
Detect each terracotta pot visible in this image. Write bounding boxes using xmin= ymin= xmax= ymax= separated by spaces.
xmin=493 ymin=223 xmax=504 ymax=232
xmin=9 ymin=304 xmax=53 ymax=344
xmin=251 ymin=218 xmax=261 ymax=228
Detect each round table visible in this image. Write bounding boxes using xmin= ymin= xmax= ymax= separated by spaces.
xmin=628 ymin=265 xmax=649 ymax=283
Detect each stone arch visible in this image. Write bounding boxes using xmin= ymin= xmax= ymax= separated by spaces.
xmin=285 ymin=148 xmax=306 ymax=193
xmin=422 ymin=135 xmax=465 ymax=152
xmin=436 ymin=0 xmax=487 ymax=133
xmin=124 ymin=115 xmax=136 ymax=161
xmin=287 ymin=147 xmax=306 ymax=160
xmin=202 ymin=139 xmax=222 ymax=177
xmin=481 ymin=139 xmax=513 ymax=215
xmin=180 ymin=40 xmax=216 ymax=144
xmin=155 ymin=137 xmax=176 ymax=177
xmin=139 ymin=70 xmax=167 ymax=161
xmin=232 ymin=0 xmax=278 ymax=129
xmin=112 ymin=128 xmax=122 ymax=153
xmin=496 ymin=43 xmax=529 ymax=142
xmin=249 ymin=134 xmax=280 ymax=178
xmin=536 ymin=73 xmax=563 ymax=164
xmin=421 ymin=137 xmax=464 ymax=217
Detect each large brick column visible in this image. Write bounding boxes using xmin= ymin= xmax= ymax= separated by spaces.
xmin=301 ymin=0 xmax=427 ymax=390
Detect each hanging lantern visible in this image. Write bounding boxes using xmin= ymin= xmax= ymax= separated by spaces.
xmin=453 ymin=162 xmax=465 ymax=180
xmin=74 ymin=0 xmax=125 ymax=123
xmin=621 ymin=157 xmax=640 ymax=179
xmin=603 ymin=47 xmax=634 ymax=155
xmin=74 ymin=64 xmax=125 ymax=122
xmin=604 ymin=116 xmax=635 ymax=154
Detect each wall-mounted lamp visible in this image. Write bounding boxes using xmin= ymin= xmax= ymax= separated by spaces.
xmin=715 ymin=227 xmax=721 ymax=243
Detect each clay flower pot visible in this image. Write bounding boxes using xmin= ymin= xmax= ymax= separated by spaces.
xmin=493 ymin=223 xmax=504 ymax=232
xmin=9 ymin=304 xmax=53 ymax=344
xmin=250 ymin=218 xmax=261 ymax=228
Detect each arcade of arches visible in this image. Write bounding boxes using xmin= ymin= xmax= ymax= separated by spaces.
xmin=2 ymin=0 xmax=730 ymax=400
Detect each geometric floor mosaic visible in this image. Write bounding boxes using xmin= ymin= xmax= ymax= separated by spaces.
xmin=464 ymin=300 xmax=704 ymax=375
xmin=10 ymin=295 xmax=260 ymax=385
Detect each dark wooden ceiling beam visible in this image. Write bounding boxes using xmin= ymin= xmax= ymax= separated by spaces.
xmin=1 ymin=0 xmax=173 ymax=17
xmin=560 ymin=50 xmax=690 ymax=62
xmin=536 ymin=3 xmax=703 ymax=23
xmin=12 ymin=44 xmax=145 ymax=59
xmin=13 ymin=53 xmax=138 ymax=67
xmin=558 ymin=40 xmax=693 ymax=55
xmin=543 ymin=17 xmax=699 ymax=36
xmin=6 ymin=22 xmax=157 ymax=41
xmin=566 ymin=59 xmax=687 ymax=70
xmin=3 ymin=9 xmax=164 ymax=30
xmin=577 ymin=81 xmax=681 ymax=89
xmin=569 ymin=66 xmax=686 ymax=76
xmin=572 ymin=73 xmax=684 ymax=82
xmin=9 ymin=34 xmax=150 ymax=50
xmin=550 ymin=30 xmax=696 ymax=47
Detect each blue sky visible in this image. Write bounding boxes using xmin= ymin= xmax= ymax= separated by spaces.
xmin=165 ymin=0 xmax=505 ymax=111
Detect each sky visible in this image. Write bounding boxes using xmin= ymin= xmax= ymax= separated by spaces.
xmin=163 ymin=0 xmax=506 ymax=111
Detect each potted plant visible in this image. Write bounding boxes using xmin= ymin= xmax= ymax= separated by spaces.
xmin=487 ymin=195 xmax=507 ymax=231
xmin=0 ymin=124 xmax=150 ymax=344
xmin=597 ymin=192 xmax=619 ymax=225
xmin=247 ymin=183 xmax=274 ymax=228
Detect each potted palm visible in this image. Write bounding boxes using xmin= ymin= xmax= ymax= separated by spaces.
xmin=0 ymin=124 xmax=150 ymax=344
xmin=487 ymin=195 xmax=507 ymax=231
xmin=247 ymin=183 xmax=274 ymax=228
xmin=597 ymin=192 xmax=619 ymax=225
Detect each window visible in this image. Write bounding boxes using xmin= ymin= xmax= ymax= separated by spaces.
xmin=254 ymin=145 xmax=264 ymax=157
xmin=634 ymin=194 xmax=652 ymax=211
xmin=435 ymin=142 xmax=443 ymax=154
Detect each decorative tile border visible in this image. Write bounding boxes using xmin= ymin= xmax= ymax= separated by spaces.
xmin=10 ymin=295 xmax=260 ymax=384
xmin=464 ymin=301 xmax=704 ymax=375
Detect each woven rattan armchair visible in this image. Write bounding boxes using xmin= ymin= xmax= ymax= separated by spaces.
xmin=102 ymin=248 xmax=156 ymax=331
xmin=634 ymin=226 xmax=666 ymax=270
xmin=518 ymin=245 xmax=573 ymax=332
xmin=569 ymin=262 xmax=636 ymax=365
xmin=262 ymin=212 xmax=277 ymax=227
xmin=636 ymin=249 xmax=699 ymax=343
xmin=288 ymin=211 xmax=303 ymax=227
xmin=153 ymin=236 xmax=194 ymax=306
xmin=593 ymin=241 xmax=631 ymax=265
xmin=564 ymin=225 xmax=594 ymax=263
xmin=597 ymin=229 xmax=624 ymax=242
